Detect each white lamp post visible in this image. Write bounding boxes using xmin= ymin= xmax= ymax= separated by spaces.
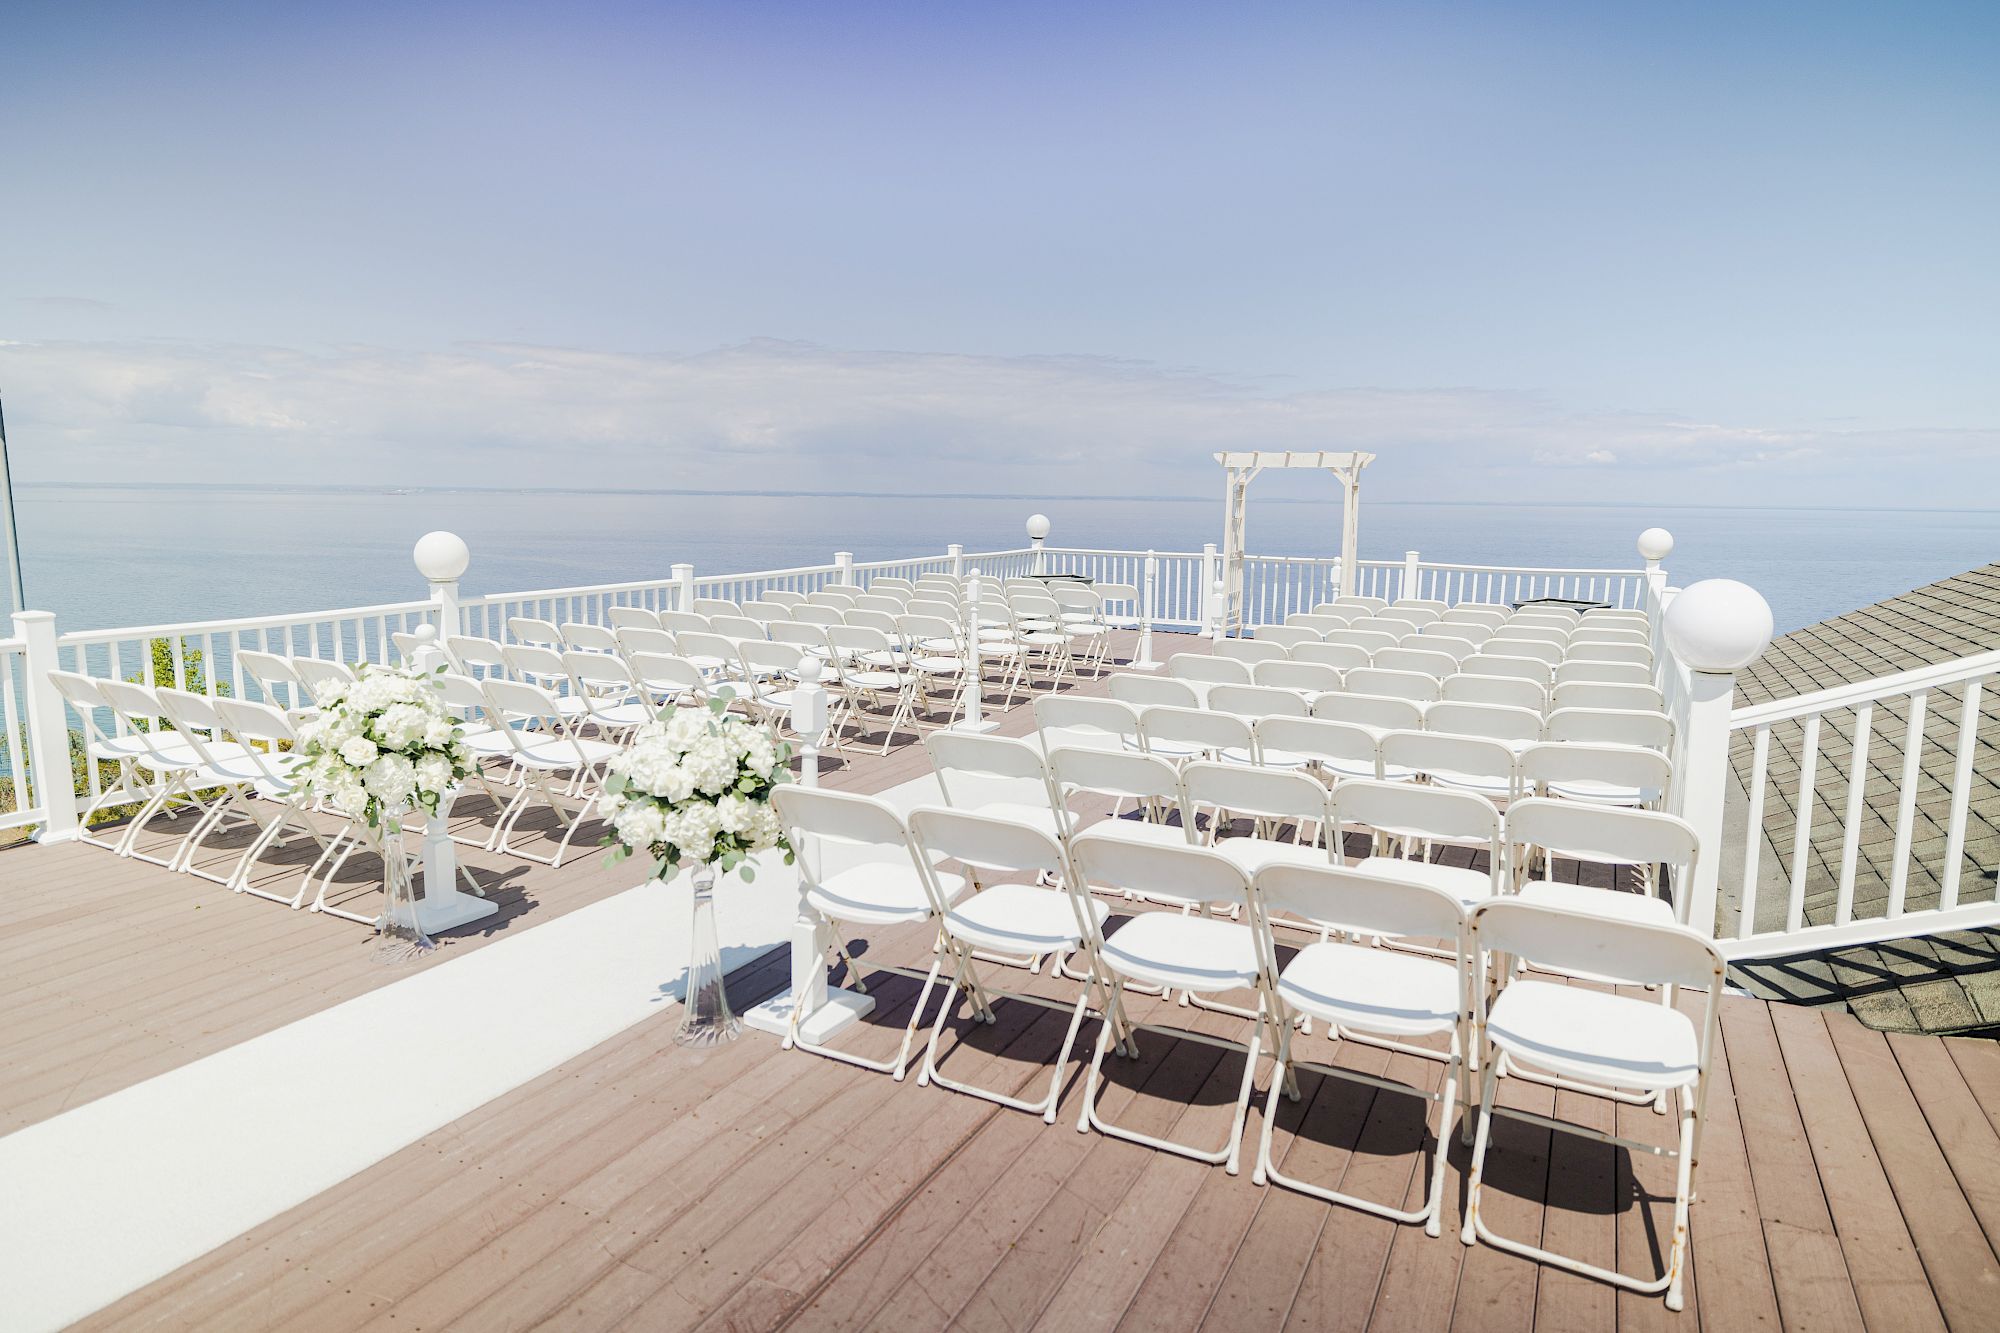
xmin=1131 ymin=550 xmax=1160 ymax=670
xmin=406 ymin=531 xmax=496 ymax=933
xmin=1662 ymin=577 xmax=1774 ymax=940
xmin=1027 ymin=514 xmax=1050 ymax=576
xmin=953 ymin=568 xmax=999 ymax=732
xmin=414 ymin=530 xmax=469 ymax=641
xmin=1638 ymin=526 xmax=1675 ymax=571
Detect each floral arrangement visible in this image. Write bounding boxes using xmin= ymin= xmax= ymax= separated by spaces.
xmin=602 ymin=699 xmax=792 ymax=880
xmin=292 ymin=664 xmax=476 ymax=830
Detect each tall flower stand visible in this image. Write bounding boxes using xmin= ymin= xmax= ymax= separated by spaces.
xmin=408 ymin=801 xmax=500 ymax=933
xmin=675 ymin=863 xmax=743 ymax=1047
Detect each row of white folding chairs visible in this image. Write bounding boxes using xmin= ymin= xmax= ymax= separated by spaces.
xmin=774 ymin=756 xmax=1717 ymax=1306
xmin=1176 ymin=643 xmax=1654 ymax=694
xmin=1148 ymin=661 xmax=1668 ymax=721
xmin=1241 ymin=620 xmax=1654 ymax=668
xmin=1034 ymin=696 xmax=1672 ymax=808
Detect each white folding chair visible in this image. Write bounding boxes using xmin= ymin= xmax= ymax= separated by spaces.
xmin=1506 ymin=797 xmax=1700 ymax=931
xmin=290 ymin=656 xmax=358 ymax=701
xmin=1424 ymin=620 xmax=1493 ymax=647
xmin=237 ymin=650 xmax=317 ymax=719
xmin=153 ymin=687 xmax=270 ymax=882
xmin=1439 ymin=606 xmax=1507 ymax=631
xmin=658 ymin=610 xmax=713 ymax=636
xmin=507 ymin=616 xmax=565 ymax=649
xmin=477 ymin=678 xmax=616 ymax=866
xmin=908 ymin=806 xmax=1114 ymax=1121
xmin=1183 ymin=759 xmax=1335 ymax=878
xmin=1330 ymin=778 xmax=1504 ymax=920
xmin=1254 ymin=715 xmax=1397 ymax=781
xmin=1139 ymin=704 xmax=1254 ymax=766
xmin=47 ymin=670 xmax=176 ymax=852
xmin=1378 ymin=607 xmax=1440 ymax=629
xmin=1109 ymin=673 xmax=1200 ymax=710
xmin=1544 ymin=706 xmax=1672 ymax=750
xmin=824 ymin=624 xmax=923 ymax=753
xmin=1067 ymin=834 xmax=1269 ymax=1174
xmin=925 ymin=732 xmax=1063 ymax=840
xmin=769 ymin=786 xmax=959 ymax=1078
xmin=1310 ymin=691 xmax=1424 ymax=739
xmin=1380 ymin=729 xmax=1520 ymax=803
xmin=1440 ymin=672 xmax=1545 ymax=712
xmin=1205 ymin=683 xmax=1311 ymax=722
xmin=1047 ymin=745 xmax=1192 ymax=853
xmin=211 ymin=695 xmax=353 ymax=906
xmin=692 ymin=597 xmax=742 ymax=618
xmin=1033 ymin=695 xmax=1142 ymax=754
xmin=1332 ymin=595 xmax=1387 ymax=614
xmin=1168 ymin=653 xmax=1252 ymax=690
xmin=1463 ymin=900 xmax=1724 ymax=1310
xmin=615 ymin=625 xmax=679 ymax=662
xmin=91 ymin=679 xmax=214 ymax=865
xmin=561 ymin=650 xmax=652 ymax=738
xmin=606 ymin=606 xmax=661 ymax=631
xmin=559 ymin=622 xmax=621 ymax=656
xmin=1291 ymin=611 xmax=1359 ymax=633
xmin=1251 ymin=862 xmax=1470 ymax=1234
xmin=1424 ymin=700 xmax=1544 ymax=752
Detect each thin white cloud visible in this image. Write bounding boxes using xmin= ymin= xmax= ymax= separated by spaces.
xmin=1 ymin=337 xmax=1992 ymax=504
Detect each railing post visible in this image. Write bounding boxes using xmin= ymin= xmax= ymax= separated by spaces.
xmin=1403 ymin=550 xmax=1421 ymax=602
xmin=1638 ymin=528 xmax=1674 ymax=667
xmin=1330 ymin=555 xmax=1343 ymax=601
xmin=1026 ymin=515 xmax=1050 ymax=577
xmin=834 ymin=550 xmax=854 ymax=586
xmin=1211 ymin=577 xmax=1228 ymax=643
xmin=15 ymin=610 xmax=79 ymax=842
xmin=672 ymin=562 xmax=696 ymax=612
xmin=954 ymin=568 xmax=998 ymax=732
xmin=1199 ymin=543 xmax=1218 ymax=631
xmin=413 ymin=531 xmax=468 ymax=641
xmin=1663 ymin=579 xmax=1773 ymax=940
xmin=1131 ymin=551 xmax=1160 ymax=671
xmin=948 ymin=543 xmax=964 ymax=578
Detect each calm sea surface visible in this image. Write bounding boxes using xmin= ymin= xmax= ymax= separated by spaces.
xmin=11 ymin=486 xmax=1999 ymax=636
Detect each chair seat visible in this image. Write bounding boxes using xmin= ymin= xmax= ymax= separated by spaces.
xmin=909 ymin=655 xmax=962 ymax=675
xmin=944 ymin=883 xmax=1107 ymax=954
xmin=1097 ymin=912 xmax=1260 ymax=993
xmin=807 ymin=860 xmax=967 ymax=926
xmin=588 ymin=701 xmax=656 ymax=728
xmin=1517 ymin=879 xmax=1676 ymax=926
xmin=1208 ymin=837 xmax=1333 ymax=876
xmin=509 ymin=735 xmax=621 ymax=770
xmin=964 ymin=802 xmax=1066 ymax=841
xmin=1422 ymin=768 xmax=1515 ymax=798
xmin=1077 ymin=815 xmax=1190 ymax=849
xmin=1254 ymin=747 xmax=1316 ymax=770
xmin=1486 ymin=979 xmax=1699 ymax=1091
xmin=1355 ymin=855 xmax=1494 ymax=907
xmin=1278 ymin=941 xmax=1460 ymax=1038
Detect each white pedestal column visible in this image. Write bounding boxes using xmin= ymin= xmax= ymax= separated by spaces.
xmin=408 ymin=807 xmax=499 ymax=932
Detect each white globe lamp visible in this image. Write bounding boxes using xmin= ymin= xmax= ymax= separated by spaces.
xmin=1637 ymin=527 xmax=1674 ymax=565
xmin=1025 ymin=514 xmax=1051 ymax=541
xmin=413 ymin=530 xmax=470 ymax=583
xmin=1664 ymin=579 xmax=1773 ymax=673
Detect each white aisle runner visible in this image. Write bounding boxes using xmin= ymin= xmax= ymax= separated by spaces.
xmin=0 ymin=854 xmax=803 ymax=1333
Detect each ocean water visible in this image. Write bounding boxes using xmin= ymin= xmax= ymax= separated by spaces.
xmin=9 ymin=485 xmax=1999 ymax=636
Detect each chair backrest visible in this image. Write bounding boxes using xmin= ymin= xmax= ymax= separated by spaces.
xmin=1284 ymin=613 xmax=1351 ymax=635
xmin=658 ymin=611 xmax=712 ymax=635
xmin=768 ymin=622 xmax=828 ymax=653
xmin=1440 ymin=605 xmax=1508 ymax=630
xmin=675 ymin=630 xmax=742 ymax=665
xmin=907 ymin=805 xmax=1071 ymax=883
xmin=1567 ymin=642 xmax=1653 ymax=667
xmin=792 ymin=605 xmax=846 ymax=628
xmin=1520 ymin=742 xmax=1671 ymax=806
xmin=1326 ymin=629 xmax=1400 ymax=654
xmin=1379 ymin=730 xmax=1519 ymax=797
xmin=1253 ymin=659 xmax=1343 ymax=695
xmin=1255 ymin=863 xmax=1466 ymax=951
xmin=1551 ymin=681 xmax=1665 ymax=713
xmin=1051 ymin=584 xmax=1103 ymax=617
xmin=154 ymin=687 xmax=229 ymax=760
xmin=906 ymin=598 xmax=959 ymax=621
xmin=1047 ymin=747 xmax=1191 ymax=837
xmin=692 ymin=598 xmax=742 ymax=618
xmin=739 ymin=639 xmax=813 ymax=680
xmin=771 ymin=786 xmax=914 ymax=884
xmin=1341 ymin=667 xmax=1441 ymax=705
xmin=94 ymin=678 xmax=170 ymax=738
xmin=507 ymin=616 xmax=564 ymax=648
xmin=1440 ymin=672 xmax=1545 ymax=711
xmin=435 ymin=671 xmax=498 ymax=721
xmin=1303 ymin=605 xmax=1365 ymax=626
xmin=1425 ymin=700 xmax=1544 ymax=745
xmin=1371 ymin=647 xmax=1459 ymax=680
xmin=1095 ymin=582 xmax=1139 ymax=616
xmin=1168 ymin=652 xmax=1252 ymax=685
xmin=1511 ymin=605 xmax=1581 ymax=625
xmin=1484 ymin=635 xmax=1564 ymax=665
xmin=1461 ymin=653 xmax=1554 ymax=685
xmin=503 ymin=643 xmax=568 ymax=683
xmin=1205 ymin=684 xmax=1311 ymax=720
xmin=214 ymin=695 xmax=299 ymax=753
xmin=1255 ymin=715 xmax=1379 ymax=771
xmin=1034 ymin=695 xmax=1142 ymax=752
xmin=47 ymin=670 xmax=114 ymax=736
xmin=1139 ymin=704 xmax=1253 ymax=756
xmin=1108 ymin=673 xmax=1201 ymax=709
xmin=1250 ymin=625 xmax=1319 ymax=649
xmin=1331 ymin=777 xmax=1502 ymax=857
xmin=236 ymin=650 xmax=310 ymax=708
xmin=1291 ymin=642 xmax=1370 ymax=672
xmin=1424 ymin=620 xmax=1493 ymax=646
xmin=560 ymin=622 xmax=621 ymax=654
xmin=446 ymin=635 xmax=507 ymax=675
xmin=1182 ymin=760 xmax=1334 ymax=830
xmin=1404 ymin=633 xmax=1480 ymax=662
xmin=1553 ymin=659 xmax=1652 ymax=687
xmin=616 ymin=626 xmax=678 ymax=659
xmin=481 ymin=676 xmax=571 ymax=728
xmin=852 ymin=594 xmax=905 ymax=615
xmin=563 ymin=648 xmax=637 ymax=692
xmin=1070 ymin=832 xmax=1249 ymax=916
xmin=1505 ymin=796 xmax=1700 ymax=876
xmin=1214 ymin=638 xmax=1289 ymax=665
xmin=740 ymin=601 xmax=793 ymax=625
xmin=1332 ymin=595 xmax=1387 ymax=613
xmin=705 ymin=614 xmax=768 ymax=641
xmin=1569 ymin=626 xmax=1651 ymax=648
xmin=1544 ymin=706 xmax=1673 ymax=749
xmin=839 ymin=609 xmax=899 ymax=636
xmin=898 ymin=613 xmax=962 ymax=649
xmin=292 ymin=656 xmax=359 ymax=697
xmin=1582 ymin=608 xmax=1648 ymax=626
xmin=925 ymin=732 xmax=1053 ymax=811
xmin=1471 ymin=898 xmax=1723 ymax=991
xmin=764 ymin=590 xmax=809 ymax=610
xmin=606 ymin=606 xmax=661 ymax=631
xmin=1392 ymin=598 xmax=1450 ymax=615
xmin=1377 ymin=607 xmax=1440 ymax=628
xmin=628 ymin=651 xmax=707 ymax=698
xmin=1348 ymin=618 xmax=1417 ymax=643
xmin=870 ymin=576 xmax=917 ymax=595
xmin=1311 ymin=691 xmax=1424 ymax=733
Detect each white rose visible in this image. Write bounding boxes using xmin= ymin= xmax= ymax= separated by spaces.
xmin=338 ymin=736 xmax=379 ymax=768
xmin=423 ymin=718 xmax=457 ymax=747
xmin=414 ymin=753 xmax=453 ymax=793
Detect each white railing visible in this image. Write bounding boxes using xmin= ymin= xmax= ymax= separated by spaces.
xmin=1409 ymin=561 xmax=1648 ymax=610
xmin=1717 ymin=647 xmax=1998 ymax=959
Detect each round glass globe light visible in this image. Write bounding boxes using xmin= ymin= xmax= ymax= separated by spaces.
xmin=1025 ymin=513 xmax=1051 ymax=540
xmin=413 ymin=530 xmax=470 ymax=581
xmin=1637 ymin=527 xmax=1675 ymax=562
xmin=1664 ymin=579 xmax=1773 ymax=672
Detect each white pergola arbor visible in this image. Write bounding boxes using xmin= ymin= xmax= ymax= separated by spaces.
xmin=1215 ymin=450 xmax=1374 ymax=632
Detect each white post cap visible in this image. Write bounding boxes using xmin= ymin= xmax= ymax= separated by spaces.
xmin=409 ymin=624 xmax=437 ymax=644
xmin=1025 ymin=514 xmax=1051 ymax=540
xmin=1637 ymin=527 xmax=1675 ymax=562
xmin=1664 ymin=578 xmax=1773 ymax=672
xmin=413 ymin=531 xmax=470 ymax=582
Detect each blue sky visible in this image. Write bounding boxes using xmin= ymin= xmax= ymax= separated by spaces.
xmin=3 ymin=0 xmax=1996 ymax=503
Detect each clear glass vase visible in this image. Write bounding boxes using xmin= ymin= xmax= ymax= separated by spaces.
xmin=371 ymin=816 xmax=435 ymax=965
xmin=674 ymin=862 xmax=741 ymax=1046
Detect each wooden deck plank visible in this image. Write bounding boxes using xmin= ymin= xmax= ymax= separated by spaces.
xmin=1887 ymin=1030 xmax=2000 ymax=1263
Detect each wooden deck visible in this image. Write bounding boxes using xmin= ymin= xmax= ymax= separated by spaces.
xmin=10 ymin=633 xmax=2000 ymax=1330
